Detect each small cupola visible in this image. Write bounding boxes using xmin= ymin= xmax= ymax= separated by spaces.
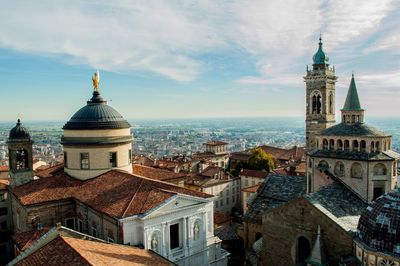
xmin=9 ymin=119 xmax=31 ymax=140
xmin=312 ymin=36 xmax=329 ymax=69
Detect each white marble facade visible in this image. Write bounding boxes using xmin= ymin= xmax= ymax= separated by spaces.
xmin=121 ymin=195 xmax=229 ymax=266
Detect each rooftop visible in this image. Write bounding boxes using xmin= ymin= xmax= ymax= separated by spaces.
xmin=244 ymin=174 xmax=306 ymax=224
xmin=12 ymin=169 xmax=212 ymax=219
xmin=304 ymin=182 xmax=367 ymax=233
xmin=132 ymin=164 xmax=187 ymax=182
xmin=203 ymin=140 xmax=228 ymax=146
xmin=308 ymin=149 xmax=399 ymax=161
xmin=319 ymin=122 xmax=389 ymax=137
xmin=239 ymin=169 xmax=268 ymax=179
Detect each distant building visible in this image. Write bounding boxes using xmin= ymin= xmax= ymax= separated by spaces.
xmin=185 ymin=166 xmax=240 ymax=214
xmin=238 ymin=169 xmax=268 ymax=214
xmin=193 ymin=141 xmax=230 ymax=170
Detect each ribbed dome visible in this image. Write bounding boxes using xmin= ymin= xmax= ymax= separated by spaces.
xmin=313 ymin=37 xmax=329 ymax=65
xmin=357 ymin=190 xmax=400 ymax=255
xmin=9 ymin=119 xmax=31 ymax=140
xmin=63 ymin=91 xmax=131 ymax=130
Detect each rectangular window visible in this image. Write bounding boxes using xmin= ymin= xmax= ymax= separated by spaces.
xmin=92 ymin=227 xmax=97 ymax=238
xmin=226 ymin=197 xmax=229 ymax=205
xmin=232 ymin=195 xmax=235 ymax=202
xmin=64 ymin=152 xmax=68 ymax=168
xmin=80 ymin=153 xmax=90 ymax=169
xmin=245 ymin=179 xmax=249 ymax=186
xmin=220 ymin=199 xmax=223 ymax=206
xmin=128 ymin=149 xmax=132 ymax=164
xmin=170 ymin=223 xmax=180 ymax=250
xmin=77 ymin=219 xmax=83 ymax=232
xmin=65 ymin=218 xmax=75 ymax=230
xmin=215 ymin=200 xmax=219 ymax=208
xmin=0 ymin=207 xmax=7 ymax=216
xmin=109 ymin=152 xmax=117 ymax=167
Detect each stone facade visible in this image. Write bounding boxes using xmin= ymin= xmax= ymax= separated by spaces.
xmin=262 ymin=197 xmax=354 ymax=266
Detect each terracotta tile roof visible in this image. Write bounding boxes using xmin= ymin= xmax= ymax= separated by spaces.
xmin=239 ymin=169 xmax=268 ymax=179
xmin=35 ymin=163 xmax=64 ymax=178
xmin=0 ymin=165 xmax=9 ymax=172
xmin=132 ymin=164 xmax=187 ymax=181
xmin=214 ymin=212 xmax=231 ymax=225
xmin=295 ymin=162 xmax=306 ymax=176
xmin=12 ymin=170 xmax=212 ymax=219
xmin=0 ymin=178 xmax=9 ymax=190
xmin=242 ymin=184 xmax=261 ymax=193
xmin=201 ymin=166 xmax=223 ymax=178
xmin=16 ymin=235 xmax=174 ymax=266
xmin=258 ymin=145 xmax=305 ymax=161
xmin=230 ymin=152 xmax=250 ymax=161
xmin=12 ymin=228 xmax=50 ymax=251
xmin=204 ymin=140 xmax=228 ymax=146
xmin=133 ymin=156 xmax=155 ymax=167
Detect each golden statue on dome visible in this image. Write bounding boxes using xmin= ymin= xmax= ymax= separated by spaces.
xmin=92 ymin=70 xmax=100 ymax=92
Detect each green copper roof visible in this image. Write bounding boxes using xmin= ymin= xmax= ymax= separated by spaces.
xmin=342 ymin=74 xmax=362 ymax=111
xmin=313 ymin=36 xmax=329 ymax=65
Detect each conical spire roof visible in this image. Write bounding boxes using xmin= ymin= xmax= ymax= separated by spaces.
xmin=306 ymin=225 xmax=327 ymax=266
xmin=342 ymin=74 xmax=362 ymax=111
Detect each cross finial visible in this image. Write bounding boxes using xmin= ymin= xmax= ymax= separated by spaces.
xmin=352 ymin=70 xmax=354 ymax=77
xmin=319 ymin=33 xmax=322 ymax=43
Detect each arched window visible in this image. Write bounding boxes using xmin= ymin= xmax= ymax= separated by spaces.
xmin=351 ymin=163 xmax=363 ymax=179
xmin=318 ymin=160 xmax=329 ymax=171
xmin=371 ymin=141 xmax=375 ymax=153
xmin=329 ymin=139 xmax=335 ymax=150
xmin=344 ymin=140 xmax=350 ymax=151
xmin=383 ymin=140 xmax=386 ymax=151
xmin=352 ymin=140 xmax=359 ymax=152
xmin=334 ymin=161 xmax=345 ymax=177
xmin=360 ymin=140 xmax=366 ymax=152
xmin=373 ymin=163 xmax=387 ymax=176
xmin=352 ymin=115 xmax=355 ymax=123
xmin=16 ymin=149 xmax=28 ymax=170
xmin=337 ymin=139 xmax=343 ymax=150
xmin=311 ymin=91 xmax=322 ymax=114
xmin=376 ymin=141 xmax=380 ymax=152
xmin=323 ymin=139 xmax=328 ymax=150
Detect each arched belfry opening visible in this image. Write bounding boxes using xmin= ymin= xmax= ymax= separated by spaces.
xmin=311 ymin=92 xmax=322 ymax=114
xmin=296 ymin=236 xmax=311 ymax=265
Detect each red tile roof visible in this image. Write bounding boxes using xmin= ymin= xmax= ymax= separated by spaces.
xmin=214 ymin=212 xmax=231 ymax=225
xmin=132 ymin=164 xmax=187 ymax=181
xmin=242 ymin=184 xmax=261 ymax=193
xmin=12 ymin=228 xmax=50 ymax=251
xmin=239 ymin=169 xmax=268 ymax=179
xmin=133 ymin=156 xmax=155 ymax=167
xmin=201 ymin=166 xmax=223 ymax=178
xmin=295 ymin=162 xmax=306 ymax=176
xmin=230 ymin=152 xmax=250 ymax=161
xmin=0 ymin=178 xmax=9 ymax=190
xmin=258 ymin=145 xmax=305 ymax=161
xmin=12 ymin=169 xmax=212 ymax=219
xmin=0 ymin=165 xmax=9 ymax=172
xmin=35 ymin=163 xmax=64 ymax=178
xmin=16 ymin=235 xmax=173 ymax=266
xmin=204 ymin=140 xmax=228 ymax=146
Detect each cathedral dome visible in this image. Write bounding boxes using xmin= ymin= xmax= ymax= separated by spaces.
xmin=313 ymin=36 xmax=329 ymax=65
xmin=9 ymin=119 xmax=31 ymax=140
xmin=63 ymin=91 xmax=131 ymax=130
xmin=357 ymin=190 xmax=400 ymax=255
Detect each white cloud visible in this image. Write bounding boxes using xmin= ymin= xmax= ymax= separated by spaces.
xmin=0 ymin=0 xmax=397 ymax=86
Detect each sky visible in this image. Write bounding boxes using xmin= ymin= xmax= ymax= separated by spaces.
xmin=0 ymin=0 xmax=400 ymax=121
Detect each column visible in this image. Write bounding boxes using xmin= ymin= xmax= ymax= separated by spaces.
xmin=166 ymin=222 xmax=171 ymax=258
xmin=183 ymin=217 xmax=188 ymax=256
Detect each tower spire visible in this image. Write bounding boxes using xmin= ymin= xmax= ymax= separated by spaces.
xmin=341 ymin=73 xmax=365 ymax=124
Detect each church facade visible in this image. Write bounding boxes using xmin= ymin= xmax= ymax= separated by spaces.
xmin=7 ymin=74 xmax=229 ymax=266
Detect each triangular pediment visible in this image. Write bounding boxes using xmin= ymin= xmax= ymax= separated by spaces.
xmin=143 ymin=194 xmax=209 ymax=219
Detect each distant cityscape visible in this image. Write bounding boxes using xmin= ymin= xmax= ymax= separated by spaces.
xmin=0 ymin=117 xmax=399 ymax=166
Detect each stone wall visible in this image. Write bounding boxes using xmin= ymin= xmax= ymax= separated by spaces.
xmin=262 ymin=197 xmax=354 ymax=266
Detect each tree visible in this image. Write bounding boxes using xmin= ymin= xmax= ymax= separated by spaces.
xmin=247 ymin=147 xmax=275 ymax=171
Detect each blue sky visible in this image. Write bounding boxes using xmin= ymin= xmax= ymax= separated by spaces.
xmin=0 ymin=0 xmax=400 ymax=121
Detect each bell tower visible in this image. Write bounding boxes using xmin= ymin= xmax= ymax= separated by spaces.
xmin=305 ymin=36 xmax=337 ymax=150
xmin=7 ymin=119 xmax=34 ymax=188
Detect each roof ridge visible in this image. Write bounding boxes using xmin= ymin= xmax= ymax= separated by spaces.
xmin=122 ymin=178 xmax=144 ymax=218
